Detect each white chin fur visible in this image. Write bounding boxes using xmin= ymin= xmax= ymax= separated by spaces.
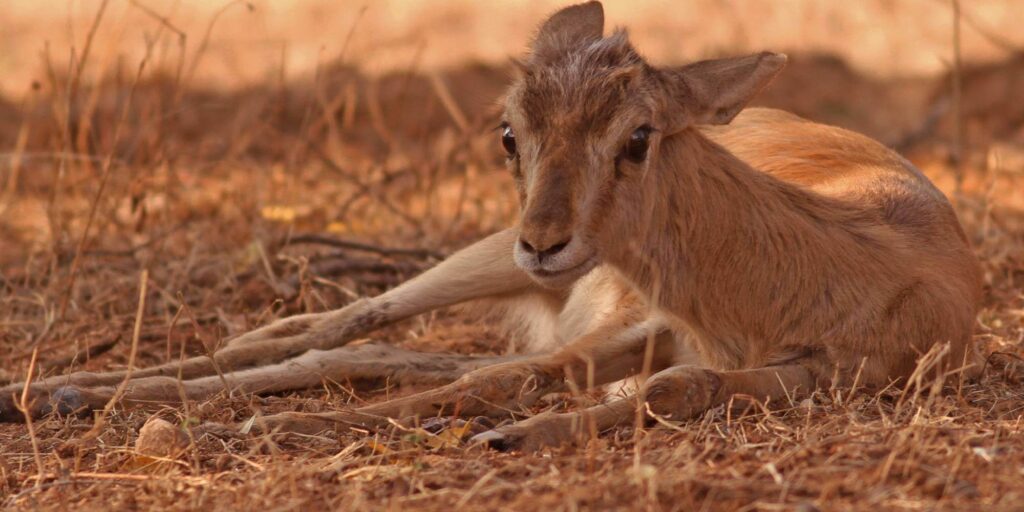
xmin=524 ymin=256 xmax=599 ymax=289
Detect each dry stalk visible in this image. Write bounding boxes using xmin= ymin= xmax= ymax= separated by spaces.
xmin=129 ymin=0 xmax=189 ymax=104
xmin=68 ymin=0 xmax=111 ymax=103
xmin=950 ymin=0 xmax=966 ymax=193
xmin=0 ymin=112 xmax=31 ymax=219
xmin=166 ymin=304 xmax=185 ymax=363
xmin=58 ymin=38 xmax=155 ymax=323
xmin=13 ymin=348 xmax=44 ymax=486
xmin=42 ymin=43 xmax=73 ymax=277
xmin=179 ymin=299 xmax=233 ymax=398
xmin=310 ymin=144 xmax=424 ymax=234
xmin=286 ymin=233 xmax=443 ymax=261
xmin=182 ymin=0 xmax=251 ymax=90
xmin=930 ymin=0 xmax=1022 ymax=54
xmin=428 ymin=72 xmax=469 ymax=133
xmin=81 ymin=269 xmax=148 ymax=440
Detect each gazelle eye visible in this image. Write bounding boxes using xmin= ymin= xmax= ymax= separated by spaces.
xmin=621 ymin=125 xmax=652 ymax=163
xmin=500 ymin=124 xmax=517 ymax=157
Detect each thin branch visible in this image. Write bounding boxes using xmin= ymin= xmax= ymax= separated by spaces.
xmin=69 ymin=0 xmax=110 ymax=101
xmin=285 ymin=234 xmax=444 ymax=261
xmin=82 ymin=269 xmax=148 ymax=440
xmin=14 ymin=348 xmax=44 ymax=486
xmin=57 ymin=38 xmax=154 ymax=323
xmin=183 ymin=0 xmax=252 ymax=88
xmin=950 ymin=0 xmax=966 ymax=192
xmin=309 ymin=143 xmax=425 ymax=235
xmin=929 ymin=0 xmax=1022 ymax=54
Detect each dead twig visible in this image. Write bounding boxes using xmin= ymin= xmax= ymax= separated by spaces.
xmin=13 ymin=348 xmax=44 ymax=486
xmin=58 ymin=38 xmax=154 ymax=324
xmin=79 ymin=269 xmax=148 ymax=441
xmin=183 ymin=0 xmax=253 ymax=89
xmin=68 ymin=0 xmax=110 ymax=102
xmin=308 ymin=144 xmax=425 ymax=235
xmin=285 ymin=234 xmax=444 ymax=261
xmin=39 ymin=335 xmax=120 ymax=375
xmin=950 ymin=0 xmax=966 ymax=192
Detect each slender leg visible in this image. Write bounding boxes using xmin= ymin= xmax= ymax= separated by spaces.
xmin=472 ymin=397 xmax=637 ymax=452
xmin=239 ymin=318 xmax=676 ymax=436
xmin=35 ymin=343 xmax=531 ymax=416
xmin=471 ymin=358 xmax=824 ymax=451
xmin=642 ymin=361 xmax=821 ymax=420
xmin=0 ymin=229 xmax=539 ymax=421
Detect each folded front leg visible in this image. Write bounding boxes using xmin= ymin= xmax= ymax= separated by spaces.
xmin=472 ymin=397 xmax=637 ymax=451
xmin=224 ymin=228 xmax=536 ymax=352
xmin=471 ymin=357 xmax=826 ymax=451
xmin=642 ymin=360 xmax=823 ymax=421
xmin=233 ymin=317 xmax=676 ymax=436
xmin=30 ymin=343 xmax=529 ymax=418
xmin=222 ymin=358 xmax=560 ymax=436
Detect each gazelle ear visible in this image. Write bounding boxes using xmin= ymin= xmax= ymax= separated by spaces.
xmin=531 ymin=1 xmax=605 ymax=63
xmin=665 ymin=52 xmax=787 ymax=127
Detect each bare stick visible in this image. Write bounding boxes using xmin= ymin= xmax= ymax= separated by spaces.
xmin=178 ymin=298 xmax=232 ymax=397
xmin=86 ymin=270 xmax=148 ymax=437
xmin=929 ymin=0 xmax=1021 ymax=54
xmin=69 ymin=0 xmax=110 ymax=101
xmin=14 ymin=348 xmax=44 ymax=486
xmin=183 ymin=0 xmax=251 ymax=89
xmin=39 ymin=336 xmax=119 ymax=375
xmin=129 ymin=1 xmax=187 ymax=41
xmin=58 ymin=38 xmax=154 ymax=322
xmin=128 ymin=0 xmax=188 ymax=93
xmin=310 ymin=145 xmax=425 ymax=234
xmin=0 ymin=112 xmax=31 ymax=219
xmin=428 ymin=72 xmax=469 ymax=133
xmin=286 ymin=234 xmax=444 ymax=260
xmin=950 ymin=0 xmax=965 ymax=192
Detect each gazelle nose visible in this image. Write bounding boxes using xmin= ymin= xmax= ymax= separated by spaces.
xmin=518 ymin=236 xmax=571 ymax=264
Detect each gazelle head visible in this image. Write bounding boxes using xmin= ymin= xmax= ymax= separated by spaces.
xmin=503 ymin=1 xmax=786 ymax=288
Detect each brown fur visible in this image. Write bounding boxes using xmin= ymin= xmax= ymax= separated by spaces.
xmin=0 ymin=2 xmax=981 ymax=452
xmin=507 ymin=3 xmax=979 ymax=386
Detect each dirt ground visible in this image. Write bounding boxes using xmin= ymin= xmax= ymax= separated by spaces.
xmin=2 ymin=1 xmax=1024 ymax=510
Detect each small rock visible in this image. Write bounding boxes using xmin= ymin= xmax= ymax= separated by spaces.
xmin=135 ymin=417 xmax=190 ymax=459
xmin=795 ymin=503 xmax=821 ymax=512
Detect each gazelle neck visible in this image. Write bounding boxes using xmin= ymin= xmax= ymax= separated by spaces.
xmin=604 ymin=129 xmax=903 ymax=348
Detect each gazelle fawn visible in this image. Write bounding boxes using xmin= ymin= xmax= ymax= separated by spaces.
xmin=1 ymin=1 xmax=981 ymax=451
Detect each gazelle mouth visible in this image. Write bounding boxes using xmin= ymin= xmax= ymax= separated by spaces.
xmin=528 ymin=255 xmax=599 ymax=284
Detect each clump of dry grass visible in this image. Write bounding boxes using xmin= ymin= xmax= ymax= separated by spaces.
xmin=2 ymin=2 xmax=1024 ymax=510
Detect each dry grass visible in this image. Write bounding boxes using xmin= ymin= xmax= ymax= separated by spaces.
xmin=2 ymin=1 xmax=1024 ymax=510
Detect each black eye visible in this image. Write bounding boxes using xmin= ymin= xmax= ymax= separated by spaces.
xmin=621 ymin=125 xmax=652 ymax=163
xmin=501 ymin=124 xmax=517 ymax=157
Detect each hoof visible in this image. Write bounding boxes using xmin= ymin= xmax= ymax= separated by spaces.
xmin=0 ymin=387 xmax=63 ymax=421
xmin=48 ymin=386 xmax=88 ymax=416
xmin=421 ymin=416 xmax=494 ymax=436
xmin=643 ymin=367 xmax=721 ymax=420
xmin=470 ymin=429 xmax=514 ymax=451
xmin=471 ymin=428 xmax=520 ymax=452
xmin=0 ymin=394 xmax=21 ymax=422
xmin=469 ymin=412 xmax=576 ymax=452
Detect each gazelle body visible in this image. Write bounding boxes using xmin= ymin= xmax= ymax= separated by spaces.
xmin=506 ymin=0 xmax=978 ymax=400
xmin=1 ymin=2 xmax=980 ymax=451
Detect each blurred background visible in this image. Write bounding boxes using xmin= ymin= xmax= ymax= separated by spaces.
xmin=4 ymin=0 xmax=1023 ymax=92
xmin=1 ymin=0 xmax=1022 ymax=376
